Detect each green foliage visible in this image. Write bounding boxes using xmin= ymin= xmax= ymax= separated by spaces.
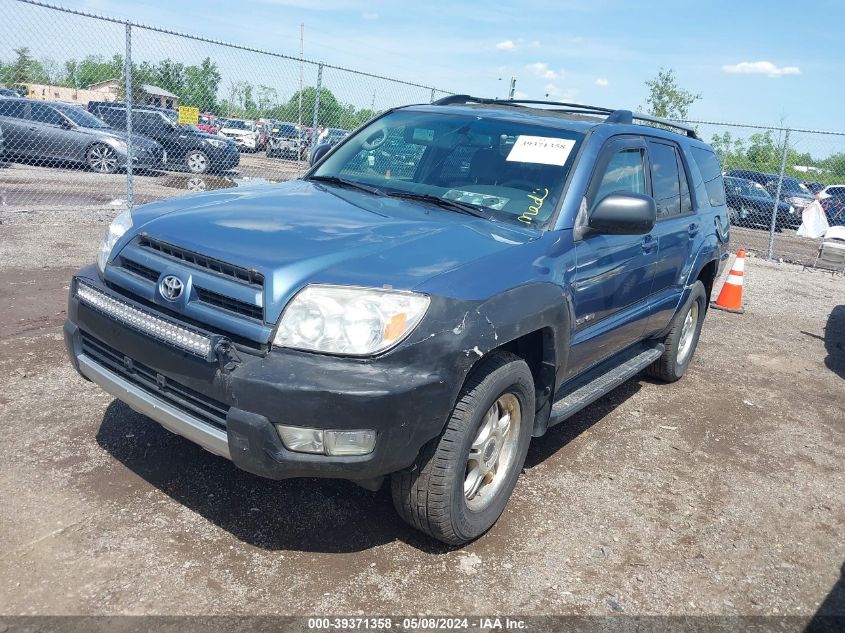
xmin=643 ymin=67 xmax=701 ymax=120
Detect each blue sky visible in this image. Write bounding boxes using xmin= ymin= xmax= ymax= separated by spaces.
xmin=5 ymin=0 xmax=845 ymax=135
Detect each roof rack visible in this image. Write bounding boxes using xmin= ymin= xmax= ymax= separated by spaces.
xmin=431 ymin=95 xmax=699 ymax=139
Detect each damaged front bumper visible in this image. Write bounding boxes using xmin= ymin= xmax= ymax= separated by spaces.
xmin=64 ymin=268 xmax=463 ymax=485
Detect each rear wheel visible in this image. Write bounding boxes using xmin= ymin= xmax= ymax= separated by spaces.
xmin=87 ymin=143 xmax=119 ymax=174
xmin=391 ymin=351 xmax=534 ymax=545
xmin=186 ymin=150 xmax=209 ymax=174
xmin=648 ymin=280 xmax=706 ymax=382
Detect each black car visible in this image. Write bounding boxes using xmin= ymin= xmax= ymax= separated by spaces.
xmin=725 ymin=169 xmax=813 ymax=228
xmin=723 ymin=176 xmax=795 ymax=231
xmin=88 ymin=102 xmax=239 ymax=174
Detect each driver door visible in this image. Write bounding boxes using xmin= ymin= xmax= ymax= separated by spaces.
xmin=566 ymin=137 xmax=658 ymax=378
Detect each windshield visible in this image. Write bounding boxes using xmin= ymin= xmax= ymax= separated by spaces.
xmin=55 ymin=104 xmax=110 ymax=129
xmin=220 ymin=119 xmax=250 ymax=130
xmin=782 ymin=177 xmax=808 ymax=194
xmin=311 ymin=109 xmax=584 ymax=228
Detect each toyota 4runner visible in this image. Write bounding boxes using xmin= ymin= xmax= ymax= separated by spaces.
xmin=65 ymin=96 xmax=730 ymax=545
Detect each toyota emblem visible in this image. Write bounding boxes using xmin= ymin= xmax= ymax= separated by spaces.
xmin=159 ymin=275 xmax=184 ymax=301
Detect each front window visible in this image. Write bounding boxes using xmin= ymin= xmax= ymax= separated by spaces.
xmin=311 ymin=109 xmax=584 ymax=228
xmin=54 ymin=103 xmax=110 ymax=129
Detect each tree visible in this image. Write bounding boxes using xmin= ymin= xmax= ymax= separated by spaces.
xmin=7 ymin=47 xmax=48 ymax=85
xmin=643 ymin=68 xmax=701 ymax=120
xmin=182 ymin=58 xmax=222 ymax=113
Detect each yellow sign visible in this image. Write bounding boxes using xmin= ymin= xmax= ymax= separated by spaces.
xmin=178 ymin=106 xmax=199 ymax=125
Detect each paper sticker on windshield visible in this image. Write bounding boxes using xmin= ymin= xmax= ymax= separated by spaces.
xmin=506 ymin=136 xmax=575 ymax=166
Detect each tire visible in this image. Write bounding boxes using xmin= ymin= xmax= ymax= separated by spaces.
xmin=391 ymin=351 xmax=535 ymax=545
xmin=647 ymin=280 xmax=707 ymax=382
xmin=87 ymin=143 xmax=119 ymax=174
xmin=186 ymin=150 xmax=210 ymax=174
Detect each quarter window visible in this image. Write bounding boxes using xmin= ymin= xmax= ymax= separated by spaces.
xmin=691 ymin=146 xmax=726 ymax=207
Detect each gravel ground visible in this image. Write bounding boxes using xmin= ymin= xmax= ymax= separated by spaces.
xmin=0 ymin=190 xmax=843 ymax=619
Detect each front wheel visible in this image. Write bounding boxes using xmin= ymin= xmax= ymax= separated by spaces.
xmin=648 ymin=280 xmax=707 ymax=382
xmin=87 ymin=143 xmax=119 ymax=174
xmin=186 ymin=150 xmax=210 ymax=174
xmin=391 ymin=351 xmax=535 ymax=545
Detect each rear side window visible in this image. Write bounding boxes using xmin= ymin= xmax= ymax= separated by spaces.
xmin=0 ymin=100 xmax=27 ymax=118
xmin=647 ymin=141 xmax=681 ymax=217
xmin=30 ymin=103 xmax=64 ymax=126
xmin=691 ymin=147 xmax=726 ymax=206
xmin=593 ymin=148 xmax=646 ymax=205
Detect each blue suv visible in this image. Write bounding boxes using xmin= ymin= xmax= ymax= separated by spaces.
xmin=65 ymin=96 xmax=730 ymax=545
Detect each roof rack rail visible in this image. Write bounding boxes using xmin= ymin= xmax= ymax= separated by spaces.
xmin=430 ymin=95 xmax=699 ymax=139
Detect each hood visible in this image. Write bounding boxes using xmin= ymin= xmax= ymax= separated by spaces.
xmin=126 ymin=180 xmax=533 ymax=322
xmin=220 ymin=127 xmax=254 ymax=136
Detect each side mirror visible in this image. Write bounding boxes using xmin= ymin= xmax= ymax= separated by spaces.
xmin=60 ymin=118 xmax=74 ymax=130
xmin=309 ymin=143 xmax=332 ymax=166
xmin=589 ymin=192 xmax=657 ymax=235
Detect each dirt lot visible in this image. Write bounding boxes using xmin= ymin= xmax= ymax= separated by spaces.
xmin=0 ymin=193 xmax=843 ymax=619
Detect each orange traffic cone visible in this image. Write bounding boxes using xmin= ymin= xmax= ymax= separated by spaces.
xmin=711 ymin=249 xmax=745 ymax=314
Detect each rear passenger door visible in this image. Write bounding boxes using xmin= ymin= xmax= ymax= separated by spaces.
xmin=644 ymin=139 xmax=698 ymax=335
xmin=0 ymin=99 xmax=32 ymax=156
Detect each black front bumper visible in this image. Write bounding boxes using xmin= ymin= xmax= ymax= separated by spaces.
xmin=65 ymin=269 xmax=455 ymax=483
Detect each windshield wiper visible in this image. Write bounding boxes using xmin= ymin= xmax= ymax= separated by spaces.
xmin=386 ymin=191 xmax=489 ymax=219
xmin=307 ymin=175 xmax=384 ymax=196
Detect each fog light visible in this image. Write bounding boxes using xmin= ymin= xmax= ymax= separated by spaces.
xmin=275 ymin=425 xmax=324 ymax=454
xmin=274 ymin=425 xmax=376 ymax=456
xmin=325 ymin=430 xmax=376 ymax=456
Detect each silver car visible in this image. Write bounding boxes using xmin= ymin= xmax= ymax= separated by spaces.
xmin=0 ymin=98 xmax=164 ymax=173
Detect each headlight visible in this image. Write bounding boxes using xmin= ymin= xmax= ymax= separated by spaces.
xmin=273 ymin=285 xmax=430 ymax=356
xmin=204 ymin=138 xmax=226 ymax=149
xmin=97 ymin=209 xmax=133 ymax=273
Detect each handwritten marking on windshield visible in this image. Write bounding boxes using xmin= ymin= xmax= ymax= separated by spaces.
xmin=518 ymin=188 xmax=549 ymax=224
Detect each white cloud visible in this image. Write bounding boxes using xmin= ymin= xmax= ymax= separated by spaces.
xmin=530 ymin=40 xmax=541 ymax=48
xmin=495 ymin=40 xmax=516 ymax=51
xmin=544 ymin=84 xmax=578 ymax=101
xmin=526 ymin=62 xmax=560 ymax=80
xmin=722 ymin=61 xmax=800 ymax=77
xmin=594 ymin=78 xmax=609 ymax=87
xmin=362 ymin=12 xmax=379 ymax=20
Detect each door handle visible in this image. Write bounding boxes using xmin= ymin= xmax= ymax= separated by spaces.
xmin=688 ymin=223 xmax=700 ymax=237
xmin=641 ymin=235 xmax=658 ymax=252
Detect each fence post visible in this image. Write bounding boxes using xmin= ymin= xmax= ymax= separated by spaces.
xmin=767 ymin=128 xmax=790 ymax=260
xmin=124 ymin=22 xmax=134 ymax=211
xmin=310 ymin=63 xmax=323 ymax=150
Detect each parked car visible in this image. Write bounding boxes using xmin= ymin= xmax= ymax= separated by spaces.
xmin=820 ymin=195 xmax=845 ymax=227
xmin=723 ymin=176 xmax=795 ymax=231
xmin=318 ymin=127 xmax=351 ymax=147
xmin=0 ymin=97 xmax=163 ymax=173
xmin=803 ymin=181 xmax=825 ymax=195
xmin=725 ymin=169 xmax=813 ymax=228
xmin=65 ymin=96 xmax=729 ymax=545
xmin=265 ymin=122 xmax=308 ymax=159
xmin=818 ymin=184 xmax=845 ymax=200
xmin=196 ymin=113 xmax=218 ymax=135
xmin=89 ymin=102 xmax=239 ymax=174
xmin=217 ymin=118 xmax=259 ymax=152
xmin=0 ymin=87 xmax=22 ymax=98
xmin=0 ymin=122 xmax=6 ymax=163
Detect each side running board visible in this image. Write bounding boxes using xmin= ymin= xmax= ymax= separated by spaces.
xmin=546 ymin=343 xmax=665 ymax=429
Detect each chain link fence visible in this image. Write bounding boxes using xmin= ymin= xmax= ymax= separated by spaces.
xmin=0 ymin=0 xmax=451 ymax=209
xmin=2 ymin=0 xmax=844 ymax=268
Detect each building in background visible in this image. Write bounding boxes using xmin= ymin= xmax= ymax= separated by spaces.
xmin=24 ymin=83 xmax=117 ymax=106
xmin=87 ymin=80 xmax=180 ymax=109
